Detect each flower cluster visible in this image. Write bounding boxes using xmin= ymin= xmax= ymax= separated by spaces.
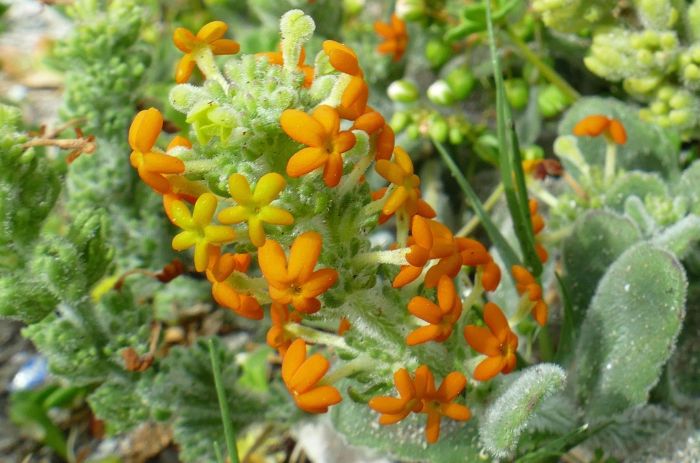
xmin=124 ymin=11 xmax=534 ymax=444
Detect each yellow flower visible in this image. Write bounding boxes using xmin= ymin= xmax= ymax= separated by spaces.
xmin=170 ymin=193 xmax=236 ymax=272
xmin=218 ymin=173 xmax=294 ymax=247
xmin=375 ymin=146 xmax=421 ymax=216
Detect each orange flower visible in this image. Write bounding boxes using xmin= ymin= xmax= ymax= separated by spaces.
xmin=259 ymin=47 xmax=314 ymax=87
xmin=281 ymin=105 xmax=356 ymax=187
xmin=406 ymin=276 xmax=462 ymax=345
xmin=375 ymin=124 xmax=395 ymax=160
xmin=258 ymin=231 xmax=338 ymax=314
xmin=375 ymin=147 xmax=421 ymax=216
xmin=206 ymin=249 xmax=263 ymax=320
xmin=129 ymin=108 xmax=185 ymax=194
xmin=528 ymin=199 xmax=548 ymax=263
xmin=282 ymin=339 xmax=342 ymax=413
xmin=322 ymin=40 xmax=362 ymax=77
xmin=374 ymin=14 xmax=408 ymax=61
xmin=351 ymin=109 xmax=385 ymax=134
xmin=170 ymin=193 xmax=236 ymax=272
xmin=572 ymin=114 xmax=627 ymax=145
xmin=512 ymin=265 xmax=548 ymax=325
xmin=218 ymin=173 xmax=294 ymax=247
xmin=464 ymin=302 xmax=518 ymax=381
xmin=372 ymin=187 xmax=435 ymax=225
xmin=369 ymin=366 xmax=471 ymax=444
xmin=337 ymin=317 xmax=351 ymax=335
xmin=338 ymin=76 xmax=369 ymax=121
xmin=266 ymin=303 xmax=301 ymax=355
xmin=173 ymin=21 xmax=240 ymax=83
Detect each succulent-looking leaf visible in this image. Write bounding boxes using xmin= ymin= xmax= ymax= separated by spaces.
xmin=652 ymin=214 xmax=700 ymax=258
xmin=605 ymin=171 xmax=668 ymax=211
xmin=624 ymin=196 xmax=657 ymax=237
xmin=677 ymin=160 xmax=700 ymax=215
xmin=573 ymin=243 xmax=687 ymax=419
xmin=88 ymin=376 xmax=152 ymax=434
xmin=562 ymin=210 xmax=641 ymax=325
xmin=479 ymin=364 xmax=567 ymax=459
xmin=666 ymin=283 xmax=700 ymax=406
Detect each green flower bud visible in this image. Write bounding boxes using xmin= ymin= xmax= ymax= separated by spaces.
xmin=537 ymin=84 xmax=569 ymax=118
xmin=387 ymin=79 xmax=420 ymax=103
xmin=390 ymin=111 xmax=411 ymax=132
xmin=522 ymin=145 xmax=544 ymax=161
xmin=449 ymin=126 xmax=464 ymax=145
xmin=406 ymin=123 xmax=420 ymax=139
xmin=532 ymin=0 xmax=617 ymax=33
xmin=680 ymin=45 xmax=700 ymax=91
xmin=504 ymin=78 xmax=529 ymax=110
xmin=428 ymin=115 xmax=449 ymax=142
xmin=623 ymin=74 xmax=663 ymax=97
xmin=425 ymin=39 xmax=452 ymax=69
xmin=427 ymin=80 xmax=455 ymax=105
xmin=445 ymin=67 xmax=476 ymax=100
xmin=343 ymin=0 xmax=365 ymax=16
xmin=688 ymin=0 xmax=700 ymax=42
xmin=395 ymin=0 xmax=427 ymax=21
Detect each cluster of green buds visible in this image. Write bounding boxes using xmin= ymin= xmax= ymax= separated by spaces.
xmin=531 ymin=0 xmax=616 ymax=33
xmin=639 ymin=85 xmax=700 ymax=131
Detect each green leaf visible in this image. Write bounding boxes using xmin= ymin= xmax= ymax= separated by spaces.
xmin=485 ymin=1 xmax=541 ymax=276
xmin=10 ymin=388 xmax=67 ymax=459
xmin=554 ymin=273 xmax=576 ymax=365
xmin=605 ymin=171 xmax=668 ymax=211
xmin=573 ymin=243 xmax=687 ymax=419
xmin=623 ymin=196 xmax=657 ymax=237
xmin=0 ymin=272 xmax=59 ymax=323
xmin=88 ymin=376 xmax=152 ymax=434
xmin=480 ymin=364 xmax=567 ymax=459
xmin=558 ymin=97 xmax=680 ymax=178
xmin=653 ymin=214 xmax=700 ymax=258
xmin=561 ymin=210 xmax=642 ymax=325
xmin=331 ymin=395 xmax=482 ymax=463
xmin=677 ymin=160 xmax=700 ymax=215
xmin=433 ymin=139 xmax=520 ymax=270
xmin=666 ymin=283 xmax=700 ymax=406
xmin=146 ymin=338 xmax=270 ymax=463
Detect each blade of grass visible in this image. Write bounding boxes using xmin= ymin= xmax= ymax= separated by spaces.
xmin=554 ymin=273 xmax=576 ymax=365
xmin=484 ymin=1 xmax=542 ymax=276
xmin=209 ymin=339 xmax=240 ymax=463
xmin=433 ymin=138 xmax=520 ymax=271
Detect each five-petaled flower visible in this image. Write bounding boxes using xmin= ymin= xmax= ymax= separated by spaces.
xmin=170 ymin=192 xmax=236 ymax=272
xmin=464 ymin=302 xmax=518 ymax=381
xmin=218 ymin=173 xmax=294 ymax=247
xmin=406 ymin=276 xmax=462 ymax=345
xmin=374 ymin=13 xmax=408 ymax=62
xmin=375 ymin=147 xmax=432 ymax=218
xmin=282 ymin=339 xmax=342 ymax=413
xmin=173 ymin=21 xmax=240 ymax=83
xmin=512 ymin=265 xmax=548 ymax=325
xmin=572 ymin=114 xmax=627 ymax=145
xmin=206 ymin=249 xmax=263 ymax=320
xmin=258 ymin=231 xmax=338 ymax=314
xmin=369 ymin=365 xmax=471 ymax=444
xmin=129 ymin=108 xmax=185 ymax=194
xmin=281 ymin=105 xmax=356 ymax=187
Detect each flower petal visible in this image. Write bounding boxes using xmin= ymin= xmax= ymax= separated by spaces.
xmin=197 ymin=20 xmax=227 ymax=43
xmin=286 ymin=147 xmax=328 ymax=177
xmin=129 ymin=108 xmax=163 ymax=153
xmin=425 ymin=411 xmax=441 ymax=444
xmin=295 ymin=385 xmax=342 ymax=413
xmin=437 ymin=372 xmax=466 ymax=402
xmin=258 ymin=239 xmax=288 ymax=283
xmin=407 ymin=325 xmax=442 ymax=346
xmin=473 ymin=356 xmax=505 ymax=381
xmin=173 ymin=27 xmax=197 ymax=52
xmin=407 ymin=297 xmax=442 ymax=324
xmin=253 ymin=172 xmax=286 ymax=205
xmin=192 ymin=193 xmax=218 ymax=226
xmin=312 ymin=105 xmax=340 ymax=137
xmin=282 ymin=339 xmax=307 ymax=386
xmin=210 ymin=38 xmax=240 ymax=55
xmin=301 ymin=268 xmax=338 ymax=298
xmin=322 ymin=152 xmax=344 ymax=187
xmin=289 ymin=353 xmax=329 ymax=393
xmin=288 ymin=231 xmax=322 ymax=282
xmin=394 ymin=368 xmax=415 ymax=399
xmin=463 ymin=326 xmax=501 ymax=357
xmin=228 ymin=173 xmax=253 ymax=204
xmin=440 ymin=402 xmax=471 ymax=421
xmin=368 ymin=396 xmax=407 ymax=415
xmin=483 ymin=302 xmax=510 ymax=340
xmin=281 ymin=109 xmax=325 ymax=147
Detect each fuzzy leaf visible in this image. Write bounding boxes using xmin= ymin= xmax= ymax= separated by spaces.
xmin=677 ymin=160 xmax=700 ymax=215
xmin=479 ymin=364 xmax=567 ymax=459
xmin=605 ymin=171 xmax=668 ymax=211
xmin=666 ymin=283 xmax=700 ymax=406
xmin=652 ymin=214 xmax=700 ymax=258
xmin=624 ymin=196 xmax=657 ymax=237
xmin=573 ymin=243 xmax=687 ymax=419
xmin=331 ymin=395 xmax=482 ymax=463
xmin=0 ymin=272 xmax=59 ymax=323
xmin=88 ymin=375 xmax=152 ymax=434
xmin=145 ymin=338 xmax=270 ymax=463
xmin=562 ymin=210 xmax=641 ymax=325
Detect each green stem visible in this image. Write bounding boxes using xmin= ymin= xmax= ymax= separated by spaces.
xmin=208 ymin=339 xmax=240 ymax=463
xmin=537 ymin=326 xmax=554 ymax=362
xmin=194 ymin=47 xmax=229 ymax=91
xmin=285 ymin=324 xmax=351 ymax=351
xmin=506 ymin=28 xmax=581 ymax=102
xmin=456 ymin=183 xmax=504 ymax=237
xmin=339 ymin=153 xmax=373 ymax=196
xmin=184 ymin=158 xmax=217 ymax=174
xmin=321 ymin=355 xmax=374 ymax=385
xmin=352 ymin=248 xmax=409 ymax=266
xmin=604 ymin=140 xmax=617 ymax=186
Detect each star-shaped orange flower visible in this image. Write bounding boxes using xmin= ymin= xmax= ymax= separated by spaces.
xmin=282 ymin=339 xmax=342 ymax=413
xmin=374 ymin=14 xmax=408 ymax=61
xmin=281 ymin=105 xmax=356 ymax=187
xmin=173 ymin=21 xmax=240 ymax=83
xmin=572 ymin=114 xmax=627 ymax=145
xmin=512 ymin=265 xmax=548 ymax=325
xmin=406 ymin=276 xmax=462 ymax=345
xmin=464 ymin=302 xmax=518 ymax=381
xmin=206 ymin=249 xmax=263 ymax=320
xmin=258 ymin=231 xmax=338 ymax=314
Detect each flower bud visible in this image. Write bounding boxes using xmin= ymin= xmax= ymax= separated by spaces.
xmin=448 ymin=126 xmax=464 ymax=145
xmin=428 ymin=115 xmax=449 ymax=142
xmin=537 ymin=84 xmax=569 ymax=118
xmin=427 ymin=80 xmax=455 ymax=105
xmin=504 ymin=78 xmax=529 ymax=110
xmin=445 ymin=67 xmax=476 ymax=100
xmin=390 ymin=111 xmax=411 ymax=132
xmin=425 ymin=39 xmax=452 ymax=69
xmin=395 ymin=0 xmax=427 ymax=21
xmin=388 ymin=80 xmax=420 ymax=103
